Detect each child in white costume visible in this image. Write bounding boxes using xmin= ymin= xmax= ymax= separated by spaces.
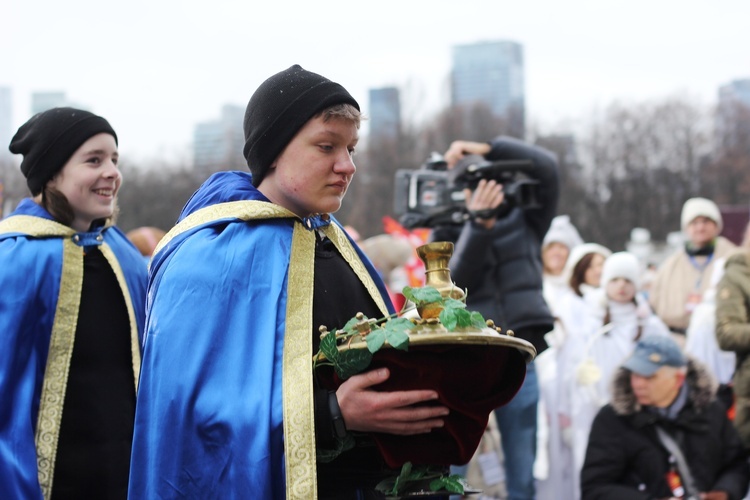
xmin=536 ymin=243 xmax=611 ymax=500
xmin=566 ymin=252 xmax=670 ymax=499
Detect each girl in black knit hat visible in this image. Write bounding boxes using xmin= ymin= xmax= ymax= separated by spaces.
xmin=0 ymin=107 xmax=147 ymax=499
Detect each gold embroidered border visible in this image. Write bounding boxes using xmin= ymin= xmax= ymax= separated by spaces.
xmin=323 ymin=224 xmax=389 ymax=317
xmin=283 ymin=223 xmax=317 ymax=499
xmin=152 ymin=201 xmax=295 ymax=257
xmin=99 ymin=244 xmax=142 ymax=392
xmin=36 ymin=238 xmax=83 ymax=499
xmin=0 ymin=215 xmax=74 ymax=238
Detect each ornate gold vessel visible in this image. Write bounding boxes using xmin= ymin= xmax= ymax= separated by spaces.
xmin=319 ymin=240 xmax=536 ymax=363
xmin=315 ymin=241 xmax=536 ymax=468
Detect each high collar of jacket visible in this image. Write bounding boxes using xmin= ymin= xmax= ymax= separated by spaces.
xmin=609 ymin=358 xmax=717 ymax=424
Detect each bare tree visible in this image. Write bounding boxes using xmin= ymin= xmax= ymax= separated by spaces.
xmin=116 ymin=161 xmax=204 ymax=232
xmin=577 ymin=96 xmax=710 ymax=248
xmin=703 ymin=100 xmax=750 ymax=205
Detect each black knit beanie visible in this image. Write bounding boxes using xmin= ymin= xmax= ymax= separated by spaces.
xmin=9 ymin=107 xmax=118 ymax=195
xmin=243 ymin=65 xmax=360 ymax=187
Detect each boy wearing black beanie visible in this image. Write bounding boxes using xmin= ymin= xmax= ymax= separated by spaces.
xmin=130 ymin=65 xmax=449 ymax=499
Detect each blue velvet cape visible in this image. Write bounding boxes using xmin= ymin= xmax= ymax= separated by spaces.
xmin=0 ymin=198 xmax=147 ymax=499
xmin=129 ymin=171 xmax=393 ymax=499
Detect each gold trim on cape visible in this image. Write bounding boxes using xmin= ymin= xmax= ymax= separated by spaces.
xmin=36 ymin=237 xmax=82 ymax=499
xmin=0 ymin=215 xmax=75 ymax=238
xmin=284 ymin=224 xmax=317 ymax=498
xmin=0 ymin=215 xmax=138 ymax=499
xmin=153 ymin=201 xmax=390 ymax=499
xmin=153 ymin=200 xmax=295 ymax=257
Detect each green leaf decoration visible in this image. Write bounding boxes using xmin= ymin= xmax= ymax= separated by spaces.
xmin=342 ymin=315 xmax=365 ymax=334
xmin=391 ymin=462 xmax=414 ymax=496
xmin=403 ymin=285 xmax=442 ymax=305
xmin=439 ymin=308 xmax=458 ymax=331
xmin=365 ymin=329 xmax=386 ymax=353
xmin=383 ymin=318 xmax=412 ymax=351
xmin=319 ymin=330 xmax=339 ymax=363
xmin=440 ymin=306 xmax=485 ymax=331
xmin=335 ymin=348 xmax=373 ymax=380
xmin=454 ymin=308 xmax=474 ymax=328
xmin=429 ymin=475 xmax=465 ymax=494
xmin=470 ymin=311 xmax=486 ymax=329
xmin=442 ymin=297 xmax=467 ymax=310
xmin=376 ymin=462 xmax=462 ymax=496
xmin=383 ymin=317 xmax=414 ymax=333
xmin=386 ymin=329 xmax=410 ymax=351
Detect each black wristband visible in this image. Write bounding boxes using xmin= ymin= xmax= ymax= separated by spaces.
xmin=327 ymin=391 xmax=347 ymax=438
xmin=468 ymin=208 xmax=496 ymax=221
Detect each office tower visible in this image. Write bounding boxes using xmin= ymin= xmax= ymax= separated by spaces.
xmin=192 ymin=104 xmax=245 ymax=175
xmin=31 ymin=92 xmax=68 ymax=115
xmin=716 ymin=79 xmax=750 ymax=154
xmin=451 ymin=40 xmax=525 ymax=136
xmin=369 ymin=87 xmax=401 ymax=142
xmin=0 ymin=87 xmax=11 ymax=161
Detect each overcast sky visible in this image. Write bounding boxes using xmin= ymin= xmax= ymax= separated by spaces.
xmin=2 ymin=0 xmax=749 ymax=163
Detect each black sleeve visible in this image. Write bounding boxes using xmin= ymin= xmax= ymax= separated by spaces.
xmin=485 ymin=136 xmax=560 ymax=241
xmin=430 ymin=220 xmax=495 ymax=293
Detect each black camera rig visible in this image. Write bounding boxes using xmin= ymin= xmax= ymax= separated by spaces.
xmin=394 ymin=137 xmax=549 ymax=229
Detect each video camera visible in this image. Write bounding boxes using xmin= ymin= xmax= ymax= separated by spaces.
xmin=394 ymin=137 xmax=548 ymax=229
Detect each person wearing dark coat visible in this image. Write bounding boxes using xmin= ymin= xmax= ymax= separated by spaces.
xmin=431 ymin=136 xmax=559 ymax=500
xmin=581 ymin=334 xmax=749 ymax=500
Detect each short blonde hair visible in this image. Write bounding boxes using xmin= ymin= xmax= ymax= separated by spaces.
xmin=318 ymin=103 xmax=363 ymax=128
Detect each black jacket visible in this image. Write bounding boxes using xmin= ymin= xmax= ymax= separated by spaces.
xmin=431 ymin=136 xmax=559 ymax=354
xmin=581 ymin=360 xmax=749 ymax=500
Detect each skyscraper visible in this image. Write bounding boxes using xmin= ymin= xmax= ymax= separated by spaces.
xmin=716 ymin=78 xmax=750 ymax=153
xmin=192 ymin=104 xmax=245 ymax=176
xmin=451 ymin=40 xmax=525 ymax=136
xmin=30 ymin=92 xmax=68 ymax=115
xmin=368 ymin=87 xmax=401 ymax=142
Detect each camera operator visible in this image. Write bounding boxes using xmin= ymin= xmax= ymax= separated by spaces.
xmin=431 ymin=136 xmax=559 ymax=500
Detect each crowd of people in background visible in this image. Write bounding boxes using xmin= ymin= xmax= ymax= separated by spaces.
xmin=2 ymin=67 xmax=750 ymax=500
xmin=355 ymin=195 xmax=750 ymax=500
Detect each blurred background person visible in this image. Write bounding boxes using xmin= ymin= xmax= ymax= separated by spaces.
xmin=536 ymin=214 xmax=582 ymax=496
xmin=716 ymin=235 xmax=750 ymax=450
xmin=0 ymin=108 xmax=147 ymax=498
xmin=566 ymin=252 xmax=670 ymax=499
xmin=359 ymin=233 xmax=414 ymax=311
xmin=639 ymin=262 xmax=658 ymax=302
xmin=547 ymin=243 xmax=612 ymax=349
xmin=650 ymin=197 xmax=736 ymax=346
xmin=537 ymin=241 xmax=611 ymax=499
xmin=432 ymin=135 xmax=559 ymax=500
xmin=541 ymin=214 xmax=584 ymax=315
xmin=686 ymin=221 xmax=750 ymax=400
xmin=581 ymin=334 xmax=749 ymax=500
xmin=126 ymin=226 xmax=166 ymax=263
